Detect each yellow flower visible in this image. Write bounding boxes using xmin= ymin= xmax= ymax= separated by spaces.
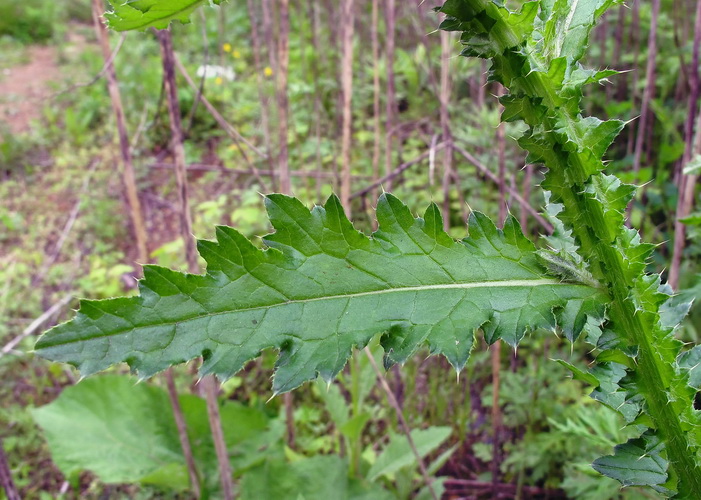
xmin=222 ymin=43 xmax=232 ymax=53
xmin=264 ymin=66 xmax=273 ymax=78
xmin=215 ymin=76 xmax=224 ymax=85
xmin=232 ymin=50 xmax=242 ymax=59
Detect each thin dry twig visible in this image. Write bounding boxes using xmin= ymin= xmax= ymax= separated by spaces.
xmin=31 ymin=159 xmax=99 ymax=288
xmin=174 ymin=56 xmax=266 ymax=160
xmin=451 ymin=145 xmax=554 ymax=233
xmin=159 ymin=30 xmax=233 ymax=498
xmin=173 ymin=54 xmax=270 ymax=193
xmin=149 ymin=162 xmax=371 ymax=180
xmin=49 ymin=33 xmax=127 ymax=100
xmin=0 ymin=295 xmax=73 ymax=357
xmin=351 ymin=143 xmax=449 ymax=200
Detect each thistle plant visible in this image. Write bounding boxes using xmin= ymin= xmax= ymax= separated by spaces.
xmin=35 ymin=0 xmax=701 ymax=496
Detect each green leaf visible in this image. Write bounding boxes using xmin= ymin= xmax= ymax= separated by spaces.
xmin=540 ymin=0 xmax=619 ymax=64
xmin=592 ymin=432 xmax=671 ymax=494
xmin=556 ymin=116 xmax=625 ymax=161
xmin=35 ymin=195 xmax=604 ymax=394
xmin=556 ymin=359 xmax=599 ymax=386
xmin=105 ymin=0 xmax=222 ymax=31
xmin=367 ymin=427 xmax=452 ymax=481
xmin=239 ymin=455 xmax=394 ymax=500
xmin=339 ymin=413 xmax=371 ymax=442
xmin=679 ymin=212 xmax=701 ymax=226
xmin=683 ymin=154 xmax=701 ymax=176
xmin=31 ymin=375 xmax=274 ymax=491
xmin=32 ymin=375 xmax=190 ymax=488
xmin=678 ymin=346 xmax=701 ymax=388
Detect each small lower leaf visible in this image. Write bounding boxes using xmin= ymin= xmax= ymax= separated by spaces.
xmin=367 ymin=427 xmax=452 ymax=481
xmin=592 ymin=432 xmax=670 ymax=493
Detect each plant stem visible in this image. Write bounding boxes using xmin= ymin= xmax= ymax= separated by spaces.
xmin=157 ymin=29 xmax=198 ymax=272
xmin=165 ymin=368 xmax=201 ymax=497
xmin=364 ymin=347 xmax=438 ymax=500
xmin=276 ymin=0 xmax=291 ymax=194
xmin=536 ymin=70 xmax=701 ymax=500
xmin=339 ymin=0 xmax=355 ymax=209
xmin=350 ymin=355 xmax=361 ymax=477
xmin=535 ymin=77 xmax=701 ymax=496
xmin=459 ymin=0 xmax=701 ymax=491
xmin=203 ymin=375 xmax=234 ymax=500
xmin=628 ymin=0 xmax=660 ymax=223
xmin=670 ymin=0 xmax=701 ymax=289
xmin=0 ymin=439 xmax=19 ymax=500
xmin=158 ymin=28 xmax=235 ymax=497
xmin=91 ymin=0 xmax=149 ymax=265
xmin=384 ymin=0 xmax=397 ymax=191
xmin=490 ymin=341 xmax=502 ymax=493
xmin=371 ymin=0 xmax=382 ymax=198
xmin=440 ymin=25 xmax=453 ymax=232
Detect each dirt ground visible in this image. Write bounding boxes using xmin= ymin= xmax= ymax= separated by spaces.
xmin=0 ymin=46 xmax=62 ymax=134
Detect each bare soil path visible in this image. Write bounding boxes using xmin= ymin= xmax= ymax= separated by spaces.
xmin=0 ymin=45 xmax=62 ymax=134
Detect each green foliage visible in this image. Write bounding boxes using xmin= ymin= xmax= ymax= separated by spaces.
xmin=239 ymin=454 xmax=393 ymax=500
xmin=33 ymin=374 xmax=450 ymax=499
xmin=0 ymin=127 xmax=37 ymax=176
xmin=35 ymin=193 xmax=604 ymax=393
xmin=0 ymin=0 xmax=88 ymax=43
xmin=34 ymin=376 xmax=197 ymax=489
xmin=438 ymin=0 xmax=701 ymax=495
xmin=105 ymin=0 xmax=224 ymax=31
xmin=32 ymin=375 xmax=282 ymax=494
xmin=367 ymin=427 xmax=451 ymax=482
xmin=0 ymin=0 xmax=56 ymax=43
xmin=24 ymin=0 xmax=701 ymax=496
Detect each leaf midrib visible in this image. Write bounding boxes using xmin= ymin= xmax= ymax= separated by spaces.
xmin=42 ymin=278 xmax=574 ymax=346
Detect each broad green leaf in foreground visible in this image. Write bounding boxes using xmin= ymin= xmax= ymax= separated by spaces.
xmin=31 ymin=375 xmax=276 ymax=491
xmin=35 ymin=194 xmax=604 ymax=393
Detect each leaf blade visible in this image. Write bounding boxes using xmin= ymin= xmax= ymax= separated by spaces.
xmin=36 ymin=195 xmax=604 ymax=393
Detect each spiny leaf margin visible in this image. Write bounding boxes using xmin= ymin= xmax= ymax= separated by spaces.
xmin=35 ymin=194 xmax=604 ymax=394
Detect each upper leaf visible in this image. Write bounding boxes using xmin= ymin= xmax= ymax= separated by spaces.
xmin=105 ymin=0 xmax=222 ymax=31
xmin=35 ymin=195 xmax=604 ymax=393
xmin=538 ymin=0 xmax=618 ymax=64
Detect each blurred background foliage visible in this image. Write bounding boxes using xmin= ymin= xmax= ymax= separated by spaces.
xmin=0 ymin=0 xmax=699 ymax=498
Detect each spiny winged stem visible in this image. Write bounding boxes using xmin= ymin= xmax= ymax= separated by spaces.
xmin=438 ymin=0 xmax=701 ymax=495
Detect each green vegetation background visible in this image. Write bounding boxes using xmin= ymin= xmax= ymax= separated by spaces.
xmin=0 ymin=0 xmax=699 ymax=498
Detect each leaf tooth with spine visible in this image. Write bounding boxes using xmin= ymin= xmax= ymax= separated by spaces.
xmin=581 ymin=174 xmax=637 ymax=243
xmin=555 ymin=116 xmax=625 ymax=161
